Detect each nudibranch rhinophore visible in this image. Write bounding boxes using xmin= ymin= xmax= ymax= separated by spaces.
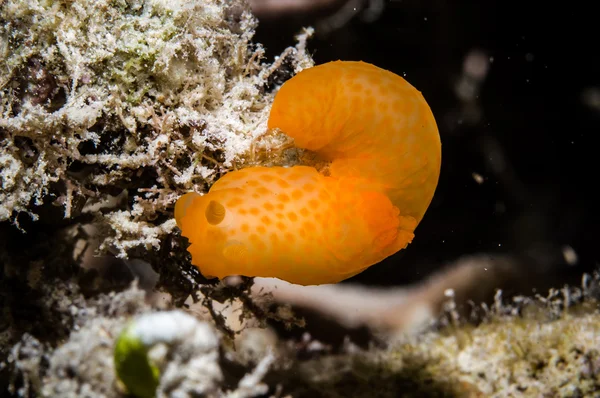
xmin=175 ymin=61 xmax=441 ymax=285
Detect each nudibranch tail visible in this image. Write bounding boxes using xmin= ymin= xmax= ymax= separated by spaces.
xmin=268 ymin=61 xmax=441 ymax=223
xmin=176 ymin=61 xmax=441 ymax=285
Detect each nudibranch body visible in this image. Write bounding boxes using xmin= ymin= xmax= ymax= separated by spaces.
xmin=175 ymin=61 xmax=441 ymax=285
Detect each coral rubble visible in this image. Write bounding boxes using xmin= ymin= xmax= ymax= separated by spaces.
xmin=0 ymin=0 xmax=312 ymax=255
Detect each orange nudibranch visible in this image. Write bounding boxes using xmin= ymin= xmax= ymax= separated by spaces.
xmin=175 ymin=61 xmax=441 ymax=285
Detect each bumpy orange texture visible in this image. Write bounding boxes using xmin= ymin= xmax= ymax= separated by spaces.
xmin=175 ymin=61 xmax=441 ymax=285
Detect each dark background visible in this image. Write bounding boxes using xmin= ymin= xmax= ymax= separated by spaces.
xmin=253 ymin=0 xmax=599 ymax=290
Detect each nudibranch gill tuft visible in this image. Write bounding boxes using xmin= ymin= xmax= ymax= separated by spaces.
xmin=175 ymin=61 xmax=441 ymax=285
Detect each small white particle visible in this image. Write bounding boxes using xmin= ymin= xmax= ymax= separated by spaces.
xmin=562 ymin=246 xmax=578 ymax=266
xmin=472 ymin=172 xmax=484 ymax=184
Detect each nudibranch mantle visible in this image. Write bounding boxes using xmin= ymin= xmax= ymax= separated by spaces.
xmin=175 ymin=61 xmax=441 ymax=285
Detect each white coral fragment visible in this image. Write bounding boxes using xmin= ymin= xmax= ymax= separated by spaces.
xmin=1 ymin=0 xmax=313 ymax=256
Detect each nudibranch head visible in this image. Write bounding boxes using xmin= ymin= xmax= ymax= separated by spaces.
xmin=175 ymin=166 xmax=416 ymax=285
xmin=175 ymin=61 xmax=441 ymax=285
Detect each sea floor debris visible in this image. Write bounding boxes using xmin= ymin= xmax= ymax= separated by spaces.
xmin=3 ymin=260 xmax=600 ymax=397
